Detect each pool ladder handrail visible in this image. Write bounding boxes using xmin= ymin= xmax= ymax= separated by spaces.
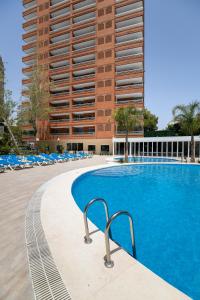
xmin=83 ymin=199 xmax=136 ymax=268
xmin=104 ymin=210 xmax=136 ymax=268
xmin=83 ymin=198 xmax=109 ymax=244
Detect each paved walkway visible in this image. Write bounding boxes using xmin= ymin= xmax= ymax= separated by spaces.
xmin=0 ymin=156 xmax=107 ymax=300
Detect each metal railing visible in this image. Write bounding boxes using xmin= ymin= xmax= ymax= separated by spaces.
xmin=83 ymin=198 xmax=109 ymax=244
xmin=104 ymin=210 xmax=136 ymax=268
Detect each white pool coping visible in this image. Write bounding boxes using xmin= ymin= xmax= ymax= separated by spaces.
xmin=40 ymin=163 xmax=192 ymax=300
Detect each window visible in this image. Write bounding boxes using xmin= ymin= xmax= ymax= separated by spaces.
xmin=39 ymin=17 xmax=43 ymax=23
xmin=98 ymin=23 xmax=104 ymax=30
xmin=101 ymin=145 xmax=109 ymax=152
xmin=98 ymin=9 xmax=104 ymax=17
xmin=97 ymin=81 xmax=104 ymax=88
xmin=97 ymin=95 xmax=104 ymax=102
xmin=97 ymin=124 xmax=104 ymax=131
xmin=105 ymin=35 xmax=112 ymax=43
xmin=88 ymin=145 xmax=96 ymax=152
xmin=106 ymin=21 xmax=112 ymax=28
xmin=105 ymin=65 xmax=112 ymax=72
xmin=39 ymin=4 xmax=43 ymax=11
xmin=105 ymin=79 xmax=112 ymax=87
xmin=97 ymin=66 xmax=104 ymax=73
xmin=105 ymin=49 xmax=112 ymax=57
xmin=105 ymin=109 xmax=112 ymax=116
xmin=105 ymin=124 xmax=111 ymax=131
xmin=105 ymin=94 xmax=111 ymax=101
xmin=97 ymin=110 xmax=104 ymax=116
xmin=98 ymin=51 xmax=104 ymax=59
xmin=106 ymin=6 xmax=112 ymax=14
xmin=98 ymin=37 xmax=104 ymax=45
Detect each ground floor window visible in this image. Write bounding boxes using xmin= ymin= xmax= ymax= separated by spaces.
xmin=88 ymin=145 xmax=96 ymax=153
xmin=67 ymin=143 xmax=83 ymax=152
xmin=101 ymin=145 xmax=109 ymax=154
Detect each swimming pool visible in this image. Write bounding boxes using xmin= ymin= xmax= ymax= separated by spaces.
xmin=115 ymin=156 xmax=178 ymax=163
xmin=72 ymin=164 xmax=200 ymax=299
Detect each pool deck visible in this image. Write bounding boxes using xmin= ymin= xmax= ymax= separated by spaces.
xmin=0 ymin=156 xmax=107 ymax=300
xmin=40 ymin=163 xmax=191 ymax=300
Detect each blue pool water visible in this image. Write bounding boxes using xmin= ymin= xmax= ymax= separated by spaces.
xmin=115 ymin=156 xmax=178 ymax=163
xmin=72 ymin=164 xmax=200 ymax=299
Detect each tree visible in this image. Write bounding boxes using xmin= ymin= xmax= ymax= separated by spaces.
xmin=172 ymin=101 xmax=200 ymax=162
xmin=114 ymin=107 xmax=143 ymax=162
xmin=19 ymin=64 xmax=50 ymax=139
xmin=0 ymin=56 xmax=20 ymax=153
xmin=143 ymin=108 xmax=158 ymax=132
xmin=0 ymin=90 xmax=20 ymax=153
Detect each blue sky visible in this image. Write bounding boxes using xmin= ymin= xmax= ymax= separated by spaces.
xmin=0 ymin=0 xmax=200 ymax=128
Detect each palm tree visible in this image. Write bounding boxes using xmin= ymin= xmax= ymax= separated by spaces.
xmin=114 ymin=107 xmax=143 ymax=162
xmin=173 ymin=101 xmax=200 ymax=162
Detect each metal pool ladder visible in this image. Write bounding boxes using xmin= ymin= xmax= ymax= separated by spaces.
xmin=83 ymin=198 xmax=109 ymax=244
xmin=83 ymin=199 xmax=136 ymax=268
xmin=104 ymin=210 xmax=136 ymax=268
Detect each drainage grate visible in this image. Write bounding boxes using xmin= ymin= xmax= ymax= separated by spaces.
xmin=25 ymin=186 xmax=71 ymax=300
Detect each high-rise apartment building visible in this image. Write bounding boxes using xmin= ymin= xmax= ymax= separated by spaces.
xmin=22 ymin=0 xmax=144 ymax=153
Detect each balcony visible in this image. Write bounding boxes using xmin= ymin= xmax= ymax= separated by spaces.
xmin=72 ymin=96 xmax=95 ymax=107
xmin=23 ymin=22 xmax=37 ymax=33
xmin=50 ymin=7 xmax=70 ymax=20
xmin=50 ymin=33 xmax=70 ymax=45
xmin=73 ymin=68 xmax=95 ymax=80
xmin=49 ymin=46 xmax=69 ymax=57
xmin=23 ymin=11 xmax=37 ymax=21
xmin=50 ymin=20 xmax=70 ymax=33
xmin=116 ymin=77 xmax=143 ymax=89
xmin=73 ymin=25 xmax=95 ymax=38
xmin=50 ymin=127 xmax=70 ymax=135
xmin=73 ymin=39 xmax=95 ymax=52
xmin=23 ymin=57 xmax=37 ymax=67
xmin=50 ymin=113 xmax=70 ymax=123
xmin=116 ymin=93 xmax=143 ymax=104
xmin=73 ymin=0 xmax=95 ymax=11
xmin=23 ymin=0 xmax=37 ymax=10
xmin=116 ymin=16 xmax=143 ymax=32
xmin=116 ymin=32 xmax=143 ymax=45
xmin=72 ymin=125 xmax=95 ymax=135
xmin=73 ymin=11 xmax=95 ymax=25
xmin=72 ymin=82 xmax=95 ymax=94
xmin=23 ymin=33 xmax=37 ymax=44
xmin=72 ymin=53 xmax=95 ymax=66
xmin=50 ymin=86 xmax=70 ymax=96
xmin=116 ymin=47 xmax=143 ymax=59
xmin=72 ymin=111 xmax=95 ymax=121
xmin=50 ymin=60 xmax=69 ymax=70
xmin=50 ymin=100 xmax=69 ymax=109
xmin=116 ymin=1 xmax=143 ymax=17
xmin=50 ymin=73 xmax=69 ymax=84
xmin=50 ymin=0 xmax=69 ymax=7
xmin=116 ymin=62 xmax=143 ymax=74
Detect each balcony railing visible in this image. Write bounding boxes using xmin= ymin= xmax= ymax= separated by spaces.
xmin=73 ymin=12 xmax=95 ymax=25
xmin=23 ymin=0 xmax=37 ymax=10
xmin=116 ymin=1 xmax=143 ymax=17
xmin=23 ymin=11 xmax=37 ymax=21
xmin=73 ymin=0 xmax=95 ymax=11
xmin=50 ymin=20 xmax=70 ymax=32
xmin=116 ymin=32 xmax=143 ymax=45
xmin=116 ymin=16 xmax=143 ymax=32
xmin=72 ymin=102 xmax=95 ymax=107
xmin=50 ymin=119 xmax=70 ymax=122
xmin=72 ymin=116 xmax=95 ymax=121
xmin=50 ymin=0 xmax=69 ymax=7
xmin=50 ymin=7 xmax=70 ymax=20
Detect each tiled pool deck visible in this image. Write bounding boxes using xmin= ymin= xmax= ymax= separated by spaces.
xmin=0 ymin=156 xmax=107 ymax=300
